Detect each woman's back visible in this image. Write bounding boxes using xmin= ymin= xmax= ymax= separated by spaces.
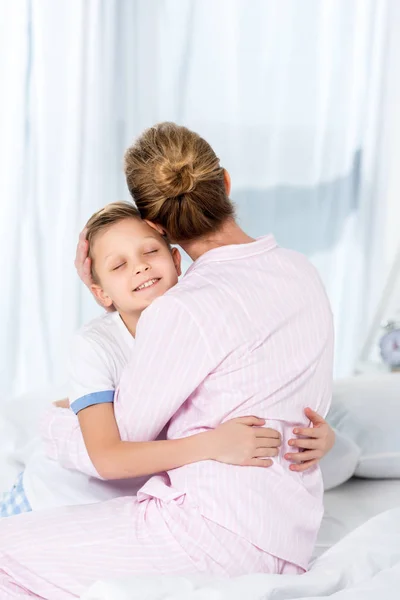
xmin=139 ymin=234 xmax=333 ymax=570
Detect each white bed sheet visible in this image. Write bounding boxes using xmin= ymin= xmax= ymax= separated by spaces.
xmin=314 ymin=477 xmax=400 ymax=558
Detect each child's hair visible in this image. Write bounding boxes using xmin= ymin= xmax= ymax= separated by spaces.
xmin=124 ymin=122 xmax=235 ymax=242
xmin=85 ymin=201 xmax=141 ymax=283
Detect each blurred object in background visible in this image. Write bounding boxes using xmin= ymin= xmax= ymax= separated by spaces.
xmin=1 ymin=0 xmax=400 ymax=397
xmin=379 ymin=321 xmax=400 ymax=372
xmin=357 ymin=245 xmax=400 ymax=373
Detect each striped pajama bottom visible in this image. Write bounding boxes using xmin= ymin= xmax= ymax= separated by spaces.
xmin=0 ymin=494 xmax=302 ymax=599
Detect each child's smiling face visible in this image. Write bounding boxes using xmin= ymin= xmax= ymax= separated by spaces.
xmin=90 ymin=218 xmax=181 ymax=314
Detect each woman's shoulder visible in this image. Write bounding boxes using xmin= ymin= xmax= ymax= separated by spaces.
xmin=137 ymin=283 xmax=208 ymax=339
xmin=141 ymin=284 xmax=194 ymax=318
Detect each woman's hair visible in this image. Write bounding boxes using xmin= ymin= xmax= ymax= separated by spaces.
xmin=85 ymin=201 xmax=141 ymax=283
xmin=124 ymin=122 xmax=234 ymax=242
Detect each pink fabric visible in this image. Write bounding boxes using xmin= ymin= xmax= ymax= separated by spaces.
xmin=0 ymin=492 xmax=302 ymax=599
xmin=116 ymin=235 xmax=333 ymax=568
xmin=0 ymin=236 xmax=332 ymax=597
xmin=41 ymin=405 xmax=102 ymax=479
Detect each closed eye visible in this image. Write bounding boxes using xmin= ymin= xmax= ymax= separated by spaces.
xmin=112 ymin=262 xmax=126 ymax=271
xmin=144 ymin=249 xmax=158 ymax=255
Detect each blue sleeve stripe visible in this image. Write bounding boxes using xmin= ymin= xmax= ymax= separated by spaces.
xmin=71 ymin=390 xmax=115 ymax=414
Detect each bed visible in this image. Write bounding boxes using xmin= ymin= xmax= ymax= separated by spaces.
xmin=80 ymin=480 xmax=400 ymax=599
xmin=315 ymin=477 xmax=400 ymax=559
xmin=1 ymin=377 xmax=399 ymax=599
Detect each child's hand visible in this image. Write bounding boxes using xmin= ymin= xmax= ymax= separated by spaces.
xmin=52 ymin=399 xmax=70 ymax=409
xmin=285 ymin=408 xmax=335 ymax=472
xmin=211 ymin=417 xmax=281 ymax=467
xmin=74 ymin=228 xmax=115 ymax=311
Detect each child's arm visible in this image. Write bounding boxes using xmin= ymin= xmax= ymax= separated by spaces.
xmin=78 ymin=404 xmax=279 ymax=479
xmin=42 ymin=403 xmax=280 ymax=479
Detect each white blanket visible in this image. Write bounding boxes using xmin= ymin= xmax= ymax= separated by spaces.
xmin=82 ymin=507 xmax=400 ymax=599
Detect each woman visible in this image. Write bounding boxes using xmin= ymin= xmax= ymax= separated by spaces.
xmin=0 ymin=123 xmax=334 ymax=598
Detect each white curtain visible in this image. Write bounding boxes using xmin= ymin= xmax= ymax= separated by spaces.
xmin=0 ymin=0 xmax=398 ymax=398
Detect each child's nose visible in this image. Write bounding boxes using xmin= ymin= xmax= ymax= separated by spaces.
xmin=135 ymin=263 xmax=150 ymax=275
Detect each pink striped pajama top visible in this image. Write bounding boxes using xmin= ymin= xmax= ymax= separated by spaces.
xmin=113 ymin=234 xmax=334 ymax=569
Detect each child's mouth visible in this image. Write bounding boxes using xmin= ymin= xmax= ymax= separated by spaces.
xmin=133 ymin=278 xmax=161 ymax=292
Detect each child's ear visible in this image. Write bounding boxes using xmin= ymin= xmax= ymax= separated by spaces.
xmin=171 ymin=247 xmax=182 ymax=277
xmin=90 ymin=284 xmax=113 ymax=308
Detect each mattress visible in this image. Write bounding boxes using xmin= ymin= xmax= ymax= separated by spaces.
xmin=314 ymin=477 xmax=400 ymax=558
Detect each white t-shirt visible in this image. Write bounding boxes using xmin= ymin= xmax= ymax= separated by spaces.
xmin=68 ymin=310 xmax=135 ymax=414
xmin=23 ymin=312 xmax=149 ymax=510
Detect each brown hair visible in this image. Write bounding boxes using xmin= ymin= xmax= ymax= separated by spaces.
xmin=85 ymin=202 xmax=141 ymax=283
xmin=124 ymin=122 xmax=234 ymax=242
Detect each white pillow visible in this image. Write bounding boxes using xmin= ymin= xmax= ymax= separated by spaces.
xmin=320 ymin=429 xmax=360 ymax=490
xmin=0 ymin=383 xmax=68 ymax=468
xmin=328 ymin=374 xmax=400 ymax=478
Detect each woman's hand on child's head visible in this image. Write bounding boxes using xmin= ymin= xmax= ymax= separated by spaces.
xmin=285 ymin=407 xmax=335 ymax=472
xmin=75 ymin=228 xmax=93 ymax=287
xmin=75 ymin=228 xmax=115 ymax=311
xmin=211 ymin=416 xmax=281 ymax=468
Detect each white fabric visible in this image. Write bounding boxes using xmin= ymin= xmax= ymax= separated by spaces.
xmin=68 ymin=311 xmax=134 ymax=412
xmin=316 ymin=478 xmax=400 ymax=558
xmin=328 ymin=373 xmax=400 ymax=478
xmin=1 ymin=1 xmax=399 ymax=403
xmin=0 ymin=383 xmax=68 ymax=493
xmin=81 ymin=506 xmax=400 ymax=599
xmin=320 ymin=429 xmax=360 ymax=491
xmin=22 ymin=443 xmax=146 ymax=512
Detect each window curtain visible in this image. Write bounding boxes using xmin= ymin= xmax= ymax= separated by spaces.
xmin=0 ymin=0 xmax=396 ymax=398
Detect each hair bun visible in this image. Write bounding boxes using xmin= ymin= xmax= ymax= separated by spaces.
xmin=124 ymin=122 xmax=234 ymax=242
xmin=155 ymin=160 xmax=196 ymax=197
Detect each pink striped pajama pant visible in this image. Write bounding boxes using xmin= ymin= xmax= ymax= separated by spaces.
xmin=0 ymin=494 xmax=301 ymax=599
